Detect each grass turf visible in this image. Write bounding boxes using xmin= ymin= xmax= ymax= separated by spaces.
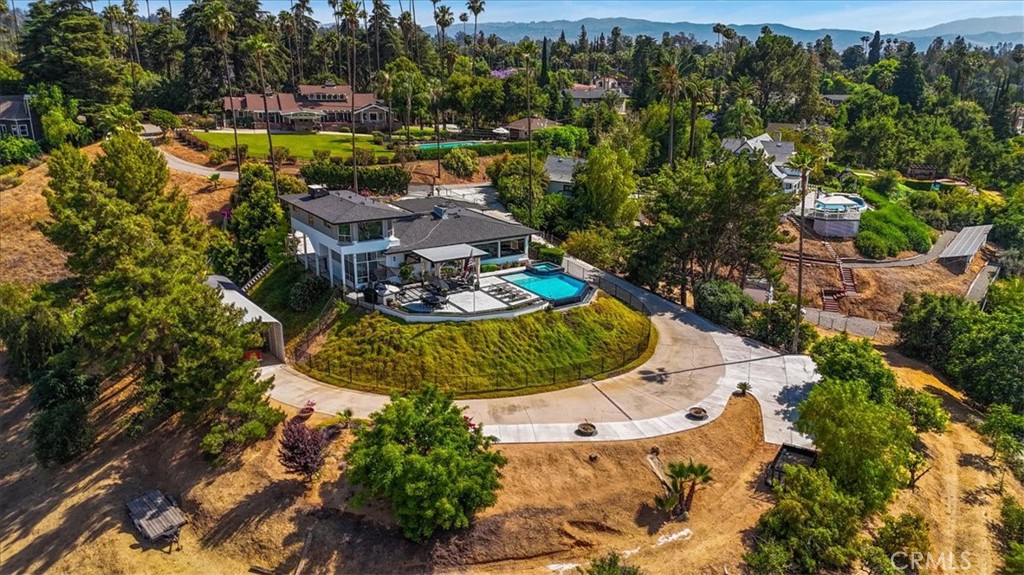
xmin=248 ymin=262 xmax=332 ymax=343
xmin=193 ymin=132 xmax=391 ymax=160
xmin=305 ymin=294 xmax=652 ymax=397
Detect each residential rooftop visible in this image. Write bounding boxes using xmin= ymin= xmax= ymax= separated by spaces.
xmin=544 ymin=155 xmax=585 ymax=183
xmin=280 ymin=189 xmax=407 ymax=225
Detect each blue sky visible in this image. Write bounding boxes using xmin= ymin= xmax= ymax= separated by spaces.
xmin=256 ymin=0 xmax=1022 ymax=35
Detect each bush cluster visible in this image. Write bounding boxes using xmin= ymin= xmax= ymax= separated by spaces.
xmin=856 ymin=202 xmax=933 ymax=259
xmin=289 ymin=274 xmax=329 ymax=312
xmin=441 ymin=147 xmax=478 ymax=178
xmin=0 ymin=136 xmax=42 ymax=165
xmin=417 ymin=141 xmax=530 ymax=161
xmin=299 ymin=163 xmax=412 ymax=196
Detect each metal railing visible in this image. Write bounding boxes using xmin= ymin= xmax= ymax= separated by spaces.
xmin=291 ymin=259 xmax=655 ymax=397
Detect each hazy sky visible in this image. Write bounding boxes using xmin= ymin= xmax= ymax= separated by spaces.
xmin=252 ymin=0 xmax=1022 ymax=35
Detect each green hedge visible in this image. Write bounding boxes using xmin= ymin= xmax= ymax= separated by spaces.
xmin=0 ymin=136 xmax=41 ymax=165
xmin=299 ymin=163 xmax=412 ymax=196
xmin=856 ymin=202 xmax=934 ymax=258
xmin=537 ymin=246 xmax=565 ymax=264
xmin=416 ymin=141 xmax=530 ymax=161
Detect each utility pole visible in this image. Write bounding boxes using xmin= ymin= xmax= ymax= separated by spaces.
xmin=791 ymin=168 xmax=809 ymax=354
xmin=526 ymin=47 xmax=534 ymax=227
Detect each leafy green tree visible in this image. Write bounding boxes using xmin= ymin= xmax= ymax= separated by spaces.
xmin=346 ymin=385 xmax=507 ymax=541
xmin=810 ymin=333 xmax=897 ymax=403
xmin=893 ymin=387 xmax=949 ymax=433
xmin=29 ymin=84 xmax=90 ymax=149
xmin=745 ymin=465 xmax=863 ymax=572
xmin=97 ymin=103 xmax=143 ymax=134
xmin=720 ymin=99 xmax=763 ymax=138
xmin=0 ymin=136 xmax=41 ymax=165
xmin=987 ymin=277 xmax=1024 ymax=313
xmin=693 ymin=279 xmax=755 ymax=331
xmin=0 ymin=283 xmax=76 ymax=379
xmin=797 ymin=377 xmax=916 ymax=514
xmin=19 ymin=0 xmax=125 ymax=110
xmin=875 ymin=513 xmax=931 ymax=569
xmin=148 ymin=108 xmax=181 ymax=136
xmin=441 ymin=146 xmax=478 ymax=178
xmin=31 ymin=400 xmax=94 ymax=467
xmin=572 ymin=143 xmax=637 ymax=228
xmin=894 ymin=292 xmax=981 ymax=371
xmin=561 ymin=227 xmax=621 ymax=269
xmin=947 ymin=309 xmax=1024 ymax=413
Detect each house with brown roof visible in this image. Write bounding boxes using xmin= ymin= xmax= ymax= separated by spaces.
xmin=503 ymin=116 xmax=561 ymax=140
xmin=0 ymin=95 xmax=42 ymax=140
xmin=224 ymin=81 xmax=390 ymax=132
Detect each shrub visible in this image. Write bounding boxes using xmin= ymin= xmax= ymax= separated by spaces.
xmin=236 ymin=143 xmax=248 ymax=164
xmin=148 ymin=108 xmax=181 ymax=134
xmin=32 ymin=367 xmax=99 ymax=409
xmin=441 ymin=147 xmax=479 ymax=178
xmin=352 ymin=148 xmax=375 ymax=166
xmin=208 ymin=149 xmax=227 ymax=165
xmin=694 ymin=280 xmax=755 ymax=331
xmin=299 ymin=163 xmax=411 ymax=196
xmin=312 ymin=149 xmax=331 ymax=164
xmin=392 ymin=146 xmax=417 ymax=163
xmin=346 ymin=385 xmax=506 ymax=541
xmin=532 ymin=125 xmax=589 ymax=155
xmin=893 ymin=387 xmax=949 ymax=432
xmin=418 ymin=141 xmax=530 ymax=161
xmin=579 ymin=551 xmax=644 ymax=575
xmin=480 ymin=264 xmax=498 ymax=273
xmin=0 ymin=136 xmax=41 ymax=165
xmin=289 ymin=274 xmax=329 ymax=312
xmin=272 ymin=146 xmax=290 ymax=166
xmin=537 ymin=246 xmax=564 ymax=264
xmin=870 ymin=169 xmax=902 ymax=197
xmin=31 ymin=401 xmax=94 ymax=467
xmin=561 ymin=227 xmax=620 ymax=269
xmin=875 ymin=513 xmax=931 ymax=569
xmin=278 ymin=419 xmax=329 ymax=482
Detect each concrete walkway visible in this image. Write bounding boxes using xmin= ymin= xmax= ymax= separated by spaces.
xmin=844 ymin=230 xmax=956 ymax=268
xmin=266 ymin=258 xmax=817 ymax=447
xmin=160 ymin=149 xmax=239 ymax=180
xmin=966 ymin=264 xmax=1000 ymax=303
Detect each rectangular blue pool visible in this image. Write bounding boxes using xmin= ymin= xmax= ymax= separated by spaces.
xmin=502 ymin=271 xmax=588 ymax=303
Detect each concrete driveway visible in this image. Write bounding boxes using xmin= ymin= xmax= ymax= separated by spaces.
xmin=265 ymin=260 xmax=817 ymax=447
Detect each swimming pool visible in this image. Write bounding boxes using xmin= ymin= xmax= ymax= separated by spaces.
xmin=416 ymin=140 xmax=490 ymax=150
xmin=502 ymin=270 xmax=588 ymax=303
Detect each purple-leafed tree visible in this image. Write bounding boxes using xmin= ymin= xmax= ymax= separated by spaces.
xmin=278 ymin=419 xmax=329 ymax=482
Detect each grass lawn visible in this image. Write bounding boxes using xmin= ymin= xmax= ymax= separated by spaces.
xmin=304 ymin=294 xmax=653 ymax=397
xmin=248 ymin=262 xmax=332 ymax=343
xmin=193 ymin=132 xmax=391 ymax=160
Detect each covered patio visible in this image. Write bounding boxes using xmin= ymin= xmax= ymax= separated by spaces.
xmin=411 ymin=244 xmax=486 ymax=284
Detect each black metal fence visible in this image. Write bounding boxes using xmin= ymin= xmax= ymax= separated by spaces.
xmin=292 ymin=258 xmax=655 ymax=396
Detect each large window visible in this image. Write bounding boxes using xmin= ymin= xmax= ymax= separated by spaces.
xmin=338 ymin=223 xmax=353 ymax=243
xmin=500 ymin=238 xmax=526 ymax=258
xmin=345 ymin=251 xmax=385 ymax=287
xmin=357 ymin=220 xmax=385 ymax=241
xmin=471 ymin=242 xmax=499 ymax=258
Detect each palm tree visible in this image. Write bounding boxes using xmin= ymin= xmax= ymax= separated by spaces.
xmin=241 ymin=34 xmax=280 ymax=196
xmin=201 ymin=0 xmax=241 ymax=178
xmin=291 ymin=0 xmax=314 ymax=82
xmin=373 ymin=70 xmax=392 ymax=140
xmin=681 ymin=460 xmax=713 ymax=513
xmin=785 ymin=151 xmax=818 ymax=354
xmin=518 ymin=38 xmax=538 ymax=225
xmin=655 ymin=61 xmax=682 ymax=169
xmin=466 ymin=0 xmax=483 ymax=66
xmin=328 ymin=0 xmax=343 ymax=79
xmin=434 ymin=5 xmax=453 ymax=55
xmin=730 ymin=76 xmax=757 ymax=103
xmin=681 ymin=73 xmax=713 ymax=159
xmin=458 ymin=11 xmax=468 ymax=46
xmin=342 ymin=0 xmax=360 ymax=192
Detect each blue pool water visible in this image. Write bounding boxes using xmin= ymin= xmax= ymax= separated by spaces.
xmin=503 ymin=271 xmax=587 ymax=302
xmin=416 ymin=140 xmax=488 ymax=150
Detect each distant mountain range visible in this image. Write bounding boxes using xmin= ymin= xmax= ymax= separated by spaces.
xmin=427 ymin=16 xmax=1023 ymax=49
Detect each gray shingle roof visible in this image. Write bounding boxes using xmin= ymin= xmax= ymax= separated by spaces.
xmin=0 ymin=96 xmax=31 ymax=120
xmin=544 ymin=155 xmax=585 ymax=183
xmin=390 ymin=197 xmax=482 ymax=214
xmin=281 ymin=190 xmax=408 ymax=224
xmin=504 ymin=116 xmax=560 ymax=131
xmin=388 ymin=208 xmax=535 ymax=255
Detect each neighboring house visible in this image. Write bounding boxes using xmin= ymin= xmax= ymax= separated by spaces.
xmin=822 ymin=94 xmax=851 ymax=106
xmin=544 ymin=155 xmax=585 ymax=194
xmin=721 ymin=132 xmax=802 ymax=193
xmin=224 ymin=81 xmax=390 ymax=132
xmin=283 ymin=188 xmax=535 ymax=290
xmin=504 ymin=116 xmax=561 ymax=140
xmin=565 ymin=77 xmax=626 ymax=112
xmin=0 ymin=95 xmax=42 ymax=140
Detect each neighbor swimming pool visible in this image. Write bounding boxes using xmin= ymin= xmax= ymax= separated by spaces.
xmin=416 ymin=140 xmax=490 ymax=150
xmin=502 ymin=270 xmax=588 ymax=303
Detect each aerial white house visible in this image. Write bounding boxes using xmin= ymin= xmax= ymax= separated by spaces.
xmin=282 ymin=187 xmax=536 ymax=290
xmin=722 ymin=133 xmax=803 ymax=193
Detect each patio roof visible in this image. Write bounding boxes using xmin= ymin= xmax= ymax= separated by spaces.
xmin=413 ymin=244 xmax=487 ymax=263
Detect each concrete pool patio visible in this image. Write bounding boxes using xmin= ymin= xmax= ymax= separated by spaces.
xmin=265 ymin=259 xmax=818 ymax=447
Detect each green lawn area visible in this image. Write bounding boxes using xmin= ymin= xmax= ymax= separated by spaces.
xmin=304 ymin=294 xmax=653 ymax=398
xmin=193 ymin=132 xmax=391 ymax=160
xmin=248 ymin=262 xmax=332 ymax=343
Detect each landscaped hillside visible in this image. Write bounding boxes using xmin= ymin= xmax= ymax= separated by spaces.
xmin=305 ymin=294 xmax=652 ymax=396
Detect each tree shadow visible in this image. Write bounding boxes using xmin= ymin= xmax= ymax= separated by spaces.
xmin=633 ymin=502 xmax=665 ymax=536
xmin=201 ymin=478 xmax=307 ymax=548
xmin=958 ymin=453 xmax=996 ymax=474
xmin=961 ymin=484 xmax=1001 ymax=507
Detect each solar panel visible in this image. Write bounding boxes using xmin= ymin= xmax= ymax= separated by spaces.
xmin=939 ymin=225 xmax=992 ymax=260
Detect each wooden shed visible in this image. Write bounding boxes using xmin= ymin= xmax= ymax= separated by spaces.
xmin=126 ymin=490 xmax=187 ymax=541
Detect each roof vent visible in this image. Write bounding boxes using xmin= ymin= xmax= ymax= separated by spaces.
xmin=432 ymin=204 xmax=449 ymax=219
xmin=323 ymin=80 xmax=336 ymax=88
xmin=308 ymin=184 xmax=329 ymax=198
